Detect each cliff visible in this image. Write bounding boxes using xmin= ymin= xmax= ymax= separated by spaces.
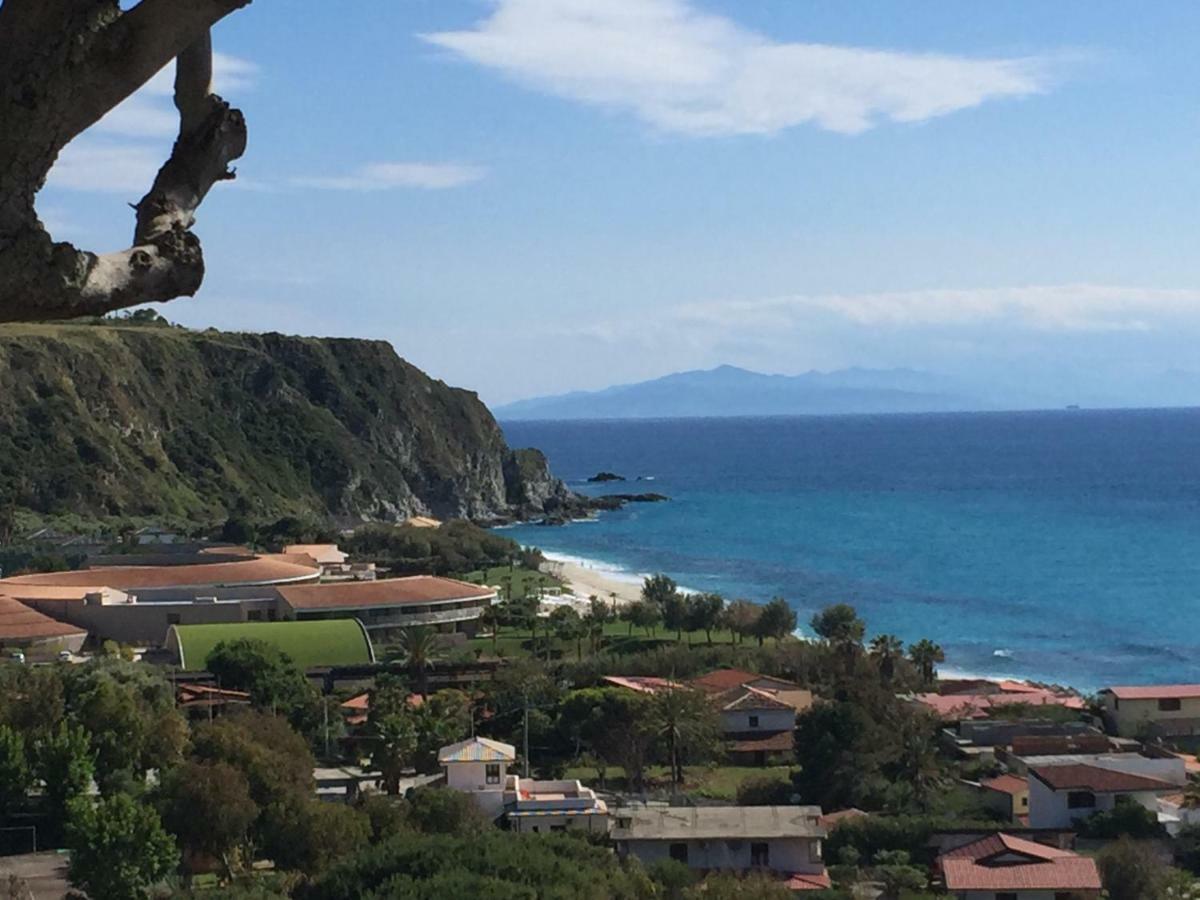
xmin=0 ymin=322 xmax=573 ymax=526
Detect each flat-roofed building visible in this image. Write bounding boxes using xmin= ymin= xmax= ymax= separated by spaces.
xmin=613 ymin=806 xmax=829 ymax=890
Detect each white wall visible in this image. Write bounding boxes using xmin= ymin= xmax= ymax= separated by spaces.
xmin=720 ymin=708 xmax=795 ymax=733
xmin=445 ymin=759 xmax=508 ymax=793
xmin=1028 ymin=777 xmax=1162 ymax=828
xmin=622 ymin=837 xmax=821 ymax=874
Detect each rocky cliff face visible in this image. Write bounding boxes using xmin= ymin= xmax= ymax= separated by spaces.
xmin=0 ymin=322 xmax=573 ymax=525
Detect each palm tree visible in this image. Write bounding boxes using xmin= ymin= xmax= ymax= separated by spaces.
xmin=395 ymin=625 xmax=442 ymax=697
xmin=480 ymin=604 xmax=501 ymax=655
xmin=650 ymin=687 xmax=721 ymax=787
xmin=869 ymin=634 xmax=905 ymax=682
xmin=584 ymin=596 xmax=611 ymax=654
xmin=908 ymin=639 xmax=945 ymax=686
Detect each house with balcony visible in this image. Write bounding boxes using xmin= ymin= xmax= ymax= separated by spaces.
xmin=936 ymin=832 xmax=1101 ymax=899
xmin=689 ymin=669 xmax=814 ymax=766
xmin=612 ymin=806 xmax=830 ymax=891
xmin=438 ymin=737 xmax=609 ymax=832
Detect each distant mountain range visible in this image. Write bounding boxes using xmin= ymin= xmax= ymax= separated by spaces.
xmin=493 ymin=365 xmax=991 ymax=420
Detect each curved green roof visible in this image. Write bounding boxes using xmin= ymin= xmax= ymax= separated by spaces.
xmin=168 ymin=619 xmax=374 ymax=671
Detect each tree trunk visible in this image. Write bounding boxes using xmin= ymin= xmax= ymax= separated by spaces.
xmin=0 ymin=1 xmax=250 ymax=323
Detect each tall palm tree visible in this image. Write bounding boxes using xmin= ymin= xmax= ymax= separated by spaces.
xmin=480 ymin=604 xmax=500 ymax=655
xmin=650 ymin=687 xmax=721 ymax=787
xmin=908 ymin=639 xmax=945 ymax=686
xmin=869 ymin=634 xmax=905 ymax=682
xmin=395 ymin=625 xmax=442 ymax=697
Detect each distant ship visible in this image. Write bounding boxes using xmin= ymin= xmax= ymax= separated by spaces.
xmin=1065 ymin=404 xmax=1081 ymax=410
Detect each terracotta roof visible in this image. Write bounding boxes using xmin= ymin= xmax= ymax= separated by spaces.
xmin=939 ymin=834 xmax=1100 ymax=892
xmin=980 ymin=774 xmax=1029 ymax=796
xmin=942 ymin=833 xmax=1070 ymax=863
xmin=0 ymin=556 xmax=320 ymax=590
xmin=1030 ymin=763 xmax=1177 ymax=793
xmin=438 ymin=737 xmax=516 ymax=763
xmin=282 ymin=544 xmax=348 ymax=565
xmin=783 ymin=871 xmax=832 ymax=891
xmin=728 ymin=730 xmax=795 ymax=753
xmin=0 ymin=594 xmax=88 ymax=641
xmin=1103 ymin=684 xmax=1200 ymax=701
xmin=819 ymin=808 xmax=867 ymax=829
xmin=276 ymin=576 xmax=494 ymax=610
xmin=911 ymin=690 xmax=1085 ymax=721
xmin=601 ymin=675 xmax=681 ymax=694
xmin=718 ymin=685 xmax=798 ymax=713
xmin=691 ymin=669 xmax=766 ymax=693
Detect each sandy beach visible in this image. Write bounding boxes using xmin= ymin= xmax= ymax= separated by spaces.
xmin=539 ymin=555 xmax=644 ymax=608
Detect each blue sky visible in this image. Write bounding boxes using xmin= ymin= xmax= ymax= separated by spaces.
xmin=39 ymin=1 xmax=1200 ymax=406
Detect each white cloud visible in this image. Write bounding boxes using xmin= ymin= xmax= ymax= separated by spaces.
xmin=293 ymin=162 xmax=487 ymax=191
xmin=45 ymin=52 xmax=259 ymax=194
xmin=423 ymin=0 xmax=1054 ymax=136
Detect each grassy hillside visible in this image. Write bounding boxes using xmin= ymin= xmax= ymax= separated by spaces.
xmin=0 ymin=322 xmax=570 ymax=528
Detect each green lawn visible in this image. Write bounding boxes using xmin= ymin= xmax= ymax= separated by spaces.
xmin=563 ymin=764 xmax=795 ymax=800
xmin=467 ymin=619 xmax=753 ymax=660
xmin=459 ymin=565 xmax=560 ymax=601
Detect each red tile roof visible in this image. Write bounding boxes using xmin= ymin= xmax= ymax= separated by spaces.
xmin=717 ymin=685 xmax=798 ymax=712
xmin=276 ymin=576 xmax=494 ymax=610
xmin=783 ymin=871 xmax=832 ymax=891
xmin=601 ymin=675 xmax=681 ymax=694
xmin=911 ymin=690 xmax=1085 ymax=721
xmin=980 ymin=774 xmax=1029 ymax=796
xmin=1103 ymin=684 xmax=1200 ymax=700
xmin=728 ymin=730 xmax=794 ymax=753
xmin=0 ymin=594 xmax=88 ymax=641
xmin=0 ymin=556 xmax=320 ymax=590
xmin=939 ymin=833 xmax=1100 ymax=893
xmin=1030 ymin=763 xmax=1177 ymax=793
xmin=690 ymin=668 xmax=764 ymax=693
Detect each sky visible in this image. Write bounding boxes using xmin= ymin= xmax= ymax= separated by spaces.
xmin=37 ymin=0 xmax=1200 ymax=407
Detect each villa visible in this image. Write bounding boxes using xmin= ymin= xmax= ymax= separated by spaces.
xmin=612 ymin=805 xmax=830 ymax=891
xmin=438 ymin=737 xmax=609 ymax=833
xmin=1026 ymin=762 xmax=1179 ymax=829
xmin=936 ymin=833 xmax=1101 ymax=899
xmin=690 ymin=669 xmax=814 ymax=765
xmin=1098 ymin=684 xmax=1200 ymax=739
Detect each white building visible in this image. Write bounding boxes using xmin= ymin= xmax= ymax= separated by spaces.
xmin=1027 ymin=763 xmax=1178 ymax=829
xmin=1098 ymin=684 xmax=1200 ymax=738
xmin=613 ymin=806 xmax=830 ymax=891
xmin=438 ymin=737 xmax=609 ymax=832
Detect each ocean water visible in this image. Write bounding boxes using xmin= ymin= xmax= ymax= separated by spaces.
xmin=499 ymin=410 xmax=1200 ymax=691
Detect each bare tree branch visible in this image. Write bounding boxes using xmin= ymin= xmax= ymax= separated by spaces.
xmin=0 ymin=2 xmax=250 ymax=323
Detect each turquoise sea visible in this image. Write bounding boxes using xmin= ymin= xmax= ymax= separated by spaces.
xmin=499 ymin=410 xmax=1200 ymax=692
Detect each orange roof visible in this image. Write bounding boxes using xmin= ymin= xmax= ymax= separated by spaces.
xmin=783 ymin=871 xmax=832 ymax=891
xmin=277 ymin=576 xmax=494 ymax=610
xmin=601 ymin=675 xmax=681 ymax=694
xmin=0 ymin=556 xmax=319 ymax=591
xmin=1030 ymin=764 xmax=1176 ymax=793
xmin=690 ymin=669 xmax=766 ymax=693
xmin=939 ymin=834 xmax=1099 ymax=892
xmin=1103 ymin=684 xmax=1200 ymax=700
xmin=912 ymin=690 xmax=1084 ymax=721
xmin=981 ymin=774 xmax=1029 ymax=796
xmin=717 ymin=685 xmax=799 ymax=712
xmin=0 ymin=594 xmax=87 ymax=641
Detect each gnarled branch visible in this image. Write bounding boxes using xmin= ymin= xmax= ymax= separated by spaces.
xmin=0 ymin=0 xmax=249 ymax=323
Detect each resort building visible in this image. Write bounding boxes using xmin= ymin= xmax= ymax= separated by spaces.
xmin=936 ymin=832 xmax=1101 ymax=899
xmin=0 ymin=592 xmax=88 ymax=656
xmin=0 ymin=553 xmax=495 ymax=648
xmin=1026 ymin=763 xmax=1179 ymax=829
xmin=438 ymin=737 xmax=609 ymax=833
xmin=1098 ymin=684 xmax=1200 ymax=739
xmin=612 ymin=805 xmax=830 ymax=891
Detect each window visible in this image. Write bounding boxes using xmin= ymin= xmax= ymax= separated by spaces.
xmin=1067 ymin=791 xmax=1096 ymax=809
xmin=748 ymin=715 xmax=760 ymax=728
xmin=247 ymin=610 xmax=262 ymax=621
xmin=669 ymin=843 xmax=688 ymax=863
xmin=1019 ymin=796 xmax=1028 ymax=809
xmin=1159 ymin=697 xmax=1182 ymax=712
xmin=485 ymin=764 xmax=501 ymax=785
xmin=1056 ymin=894 xmax=1075 ymax=900
xmin=996 ymin=894 xmax=1017 ymax=900
xmin=750 ymin=842 xmax=769 ymax=866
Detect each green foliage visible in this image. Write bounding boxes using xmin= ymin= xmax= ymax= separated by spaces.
xmin=1177 ymin=823 xmax=1200 ymax=875
xmin=400 ymin=786 xmax=488 ymax=835
xmin=34 ymin=721 xmax=95 ymax=828
xmin=720 ymin=598 xmax=762 ymax=643
xmin=189 ymin=710 xmax=316 ymax=812
xmin=753 ymin=596 xmax=798 ymax=645
xmin=810 ymin=604 xmax=865 ymax=647
xmin=66 ymin=793 xmax=178 ymax=900
xmin=158 ymin=760 xmax=258 ymax=871
xmin=649 ymin=687 xmax=723 ymax=785
xmin=302 ymin=831 xmax=651 ymax=900
xmin=261 ymin=795 xmax=371 ymax=876
xmin=345 ymin=520 xmax=523 ymax=577
xmin=0 ymin=725 xmax=30 ymax=816
xmin=686 ymin=872 xmax=793 ymax=899
xmin=205 ymin=638 xmax=318 ymax=732
xmin=736 ymin=772 xmax=795 ymax=806
xmin=647 ymin=858 xmax=697 ymax=898
xmin=641 ymin=573 xmax=678 ymax=607
xmin=1098 ymin=836 xmax=1177 ymax=900
xmin=1077 ymin=799 xmax=1166 ymax=840
xmin=685 ymin=593 xmax=724 ymax=644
